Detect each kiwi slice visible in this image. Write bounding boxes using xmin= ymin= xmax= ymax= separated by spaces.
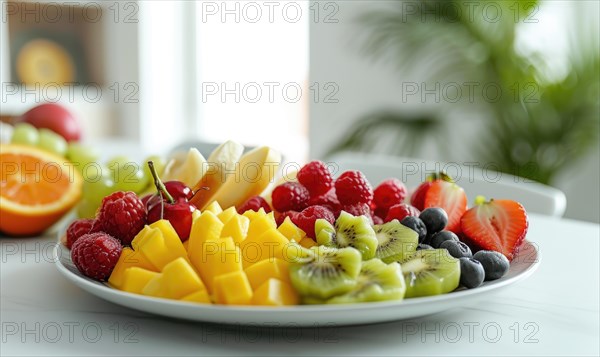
xmin=374 ymin=220 xmax=419 ymax=263
xmin=326 ymin=259 xmax=406 ymax=304
xmin=289 ymin=245 xmax=362 ymax=299
xmin=315 ymin=211 xmax=378 ymax=260
xmin=399 ymin=249 xmax=460 ymax=298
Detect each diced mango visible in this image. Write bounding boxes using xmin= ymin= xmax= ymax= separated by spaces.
xmin=133 ymin=223 xmax=188 ymax=270
xmin=221 ymin=214 xmax=249 ymax=244
xmin=239 ymin=228 xmax=290 ymax=268
xmin=188 ymin=211 xmax=224 ymax=270
xmin=242 ymin=207 xmax=266 ymax=221
xmin=299 ymin=236 xmax=317 ymax=248
xmin=183 ymin=239 xmax=189 ymax=251
xmin=217 ymin=206 xmax=237 ymax=224
xmin=251 ymin=279 xmax=299 ymax=306
xmin=198 ymin=237 xmax=243 ymax=293
xmin=121 ymin=267 xmax=159 ymax=294
xmin=204 ymin=200 xmax=223 ymax=215
xmin=244 ymin=258 xmax=290 ymax=290
xmin=246 ymin=213 xmax=277 ymax=242
xmin=277 ymin=217 xmax=305 ymax=242
xmin=181 ymin=290 xmax=212 ymax=304
xmin=214 ymin=271 xmax=253 ymax=305
xmin=141 ymin=257 xmax=206 ymax=299
xmin=108 ymin=247 xmax=157 ymax=289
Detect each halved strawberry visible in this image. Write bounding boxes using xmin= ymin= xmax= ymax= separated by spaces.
xmin=423 ymin=180 xmax=467 ymax=233
xmin=410 ymin=172 xmax=452 ymax=210
xmin=460 ymin=198 xmax=528 ymax=261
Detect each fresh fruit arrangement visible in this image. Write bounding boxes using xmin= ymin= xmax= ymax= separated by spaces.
xmin=62 ymin=147 xmax=530 ymax=307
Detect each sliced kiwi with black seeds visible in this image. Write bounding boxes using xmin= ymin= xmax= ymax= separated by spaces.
xmin=315 ymin=211 xmax=378 ymax=260
xmin=289 ymin=245 xmax=362 ymax=300
xmin=326 ymin=258 xmax=406 ymax=304
xmin=398 ymin=249 xmax=460 ymax=298
xmin=374 ymin=219 xmax=418 ymax=263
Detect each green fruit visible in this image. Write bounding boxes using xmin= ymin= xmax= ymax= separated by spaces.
xmin=82 ymin=168 xmax=115 ymax=206
xmin=37 ymin=128 xmax=67 ymax=156
xmin=399 ymin=249 xmax=460 ymax=298
xmin=107 ymin=156 xmax=149 ymax=194
xmin=374 ymin=219 xmax=418 ymax=263
xmin=67 ymin=143 xmax=100 ymax=171
xmin=289 ymin=245 xmax=362 ymax=300
xmin=107 ymin=155 xmax=130 ymax=170
xmin=11 ymin=123 xmax=39 ymax=146
xmin=327 ymin=259 xmax=406 ymax=304
xmin=315 ymin=211 xmax=378 ymax=260
xmin=143 ymin=155 xmax=166 ymax=179
xmin=77 ymin=199 xmax=98 ymax=219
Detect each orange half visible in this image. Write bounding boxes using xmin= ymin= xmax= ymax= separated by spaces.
xmin=0 ymin=144 xmax=82 ymax=236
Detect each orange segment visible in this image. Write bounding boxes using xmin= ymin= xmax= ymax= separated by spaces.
xmin=0 ymin=144 xmax=82 ymax=236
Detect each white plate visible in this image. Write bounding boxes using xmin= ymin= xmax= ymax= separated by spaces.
xmin=54 ymin=240 xmax=540 ymax=327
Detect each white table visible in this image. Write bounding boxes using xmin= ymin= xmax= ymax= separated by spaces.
xmin=1 ymin=213 xmax=598 ymax=356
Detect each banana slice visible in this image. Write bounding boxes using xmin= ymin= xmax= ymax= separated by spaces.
xmin=191 ymin=141 xmax=244 ymax=209
xmin=162 ymin=148 xmax=207 ymax=188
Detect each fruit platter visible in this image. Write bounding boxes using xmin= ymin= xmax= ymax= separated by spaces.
xmin=1 ymin=111 xmax=539 ymax=326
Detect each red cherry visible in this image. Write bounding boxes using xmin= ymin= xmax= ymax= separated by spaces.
xmin=163 ymin=181 xmax=193 ymax=201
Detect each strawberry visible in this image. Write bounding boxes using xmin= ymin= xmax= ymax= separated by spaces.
xmin=460 ymin=198 xmax=528 ymax=261
xmin=410 ymin=172 xmax=452 ymax=210
xmin=423 ymin=180 xmax=467 ymax=234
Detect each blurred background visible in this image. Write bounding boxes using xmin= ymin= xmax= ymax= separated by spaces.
xmin=0 ymin=0 xmax=598 ymax=222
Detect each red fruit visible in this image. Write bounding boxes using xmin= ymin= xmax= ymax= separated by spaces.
xmin=96 ymin=191 xmax=147 ymax=246
xmin=374 ymin=206 xmax=388 ymax=220
xmin=20 ymin=103 xmax=81 ymax=141
xmin=372 ymin=215 xmax=384 ymax=225
xmin=410 ymin=181 xmax=433 ymax=211
xmin=163 ymin=181 xmax=193 ymax=201
xmin=141 ymin=194 xmax=155 ymax=207
xmin=308 ymin=188 xmax=341 ymax=217
xmin=291 ymin=205 xmax=335 ymax=238
xmin=71 ymin=232 xmax=122 ymax=281
xmin=297 ymin=160 xmax=333 ymax=196
xmin=384 ymin=203 xmax=420 ymax=223
xmin=374 ymin=178 xmax=407 ymax=210
xmin=334 ymin=170 xmax=373 ymax=206
xmin=341 ymin=203 xmax=373 ymax=223
xmin=237 ymin=196 xmax=272 ymax=214
xmin=66 ymin=218 xmax=96 ymax=249
xmin=460 ymin=199 xmax=529 ymax=261
xmin=276 ymin=210 xmax=300 ymax=226
xmin=271 ymin=182 xmax=310 ymax=212
xmin=423 ymin=180 xmax=467 ymax=234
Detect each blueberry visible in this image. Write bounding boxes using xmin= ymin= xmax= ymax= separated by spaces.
xmin=400 ymin=216 xmax=427 ymax=243
xmin=459 ymin=257 xmax=485 ymax=288
xmin=419 ymin=208 xmax=448 ymax=234
xmin=417 ymin=243 xmax=433 ymax=250
xmin=473 ymin=250 xmax=510 ymax=281
xmin=440 ymin=240 xmax=472 ymax=259
xmin=429 ymin=231 xmax=459 ymax=248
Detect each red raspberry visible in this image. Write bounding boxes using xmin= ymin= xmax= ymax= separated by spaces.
xmin=237 ymin=196 xmax=272 ymax=214
xmin=308 ymin=188 xmax=341 ymax=217
xmin=96 ymin=191 xmax=147 ymax=246
xmin=276 ymin=210 xmax=300 ymax=226
xmin=372 ymin=215 xmax=384 ymax=225
xmin=374 ymin=178 xmax=407 ymax=210
xmin=334 ymin=170 xmax=373 ymax=206
xmin=271 ymin=182 xmax=310 ymax=212
xmin=291 ymin=205 xmax=335 ymax=238
xmin=297 ymin=161 xmax=333 ymax=196
xmin=66 ymin=218 xmax=97 ymax=249
xmin=341 ymin=203 xmax=374 ymax=225
xmin=71 ymin=232 xmax=122 ymax=281
xmin=374 ymin=206 xmax=388 ymax=220
xmin=385 ymin=203 xmax=421 ymax=223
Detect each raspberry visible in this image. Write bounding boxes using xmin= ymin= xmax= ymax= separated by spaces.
xmin=271 ymin=182 xmax=310 ymax=212
xmin=238 ymin=196 xmax=272 ymax=214
xmin=308 ymin=188 xmax=341 ymax=217
xmin=374 ymin=206 xmax=388 ymax=220
xmin=71 ymin=232 xmax=122 ymax=281
xmin=96 ymin=191 xmax=147 ymax=246
xmin=291 ymin=205 xmax=335 ymax=238
xmin=297 ymin=161 xmax=333 ymax=196
xmin=66 ymin=218 xmax=97 ymax=249
xmin=374 ymin=178 xmax=407 ymax=210
xmin=276 ymin=210 xmax=300 ymax=226
xmin=334 ymin=170 xmax=373 ymax=206
xmin=341 ymin=203 xmax=373 ymax=224
xmin=372 ymin=215 xmax=384 ymax=225
xmin=385 ymin=203 xmax=421 ymax=223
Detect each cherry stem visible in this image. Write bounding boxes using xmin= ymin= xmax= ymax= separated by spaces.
xmin=147 ymin=161 xmax=175 ymax=204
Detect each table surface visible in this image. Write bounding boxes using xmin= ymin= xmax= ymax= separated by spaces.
xmin=1 ymin=213 xmax=599 ymax=356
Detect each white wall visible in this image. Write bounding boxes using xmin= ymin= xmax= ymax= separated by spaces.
xmin=309 ymin=1 xmax=599 ymax=223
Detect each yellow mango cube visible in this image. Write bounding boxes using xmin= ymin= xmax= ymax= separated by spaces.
xmin=198 ymin=237 xmax=243 ymax=293
xmin=204 ymin=200 xmax=223 ymax=215
xmin=221 ymin=214 xmax=249 ymax=244
xmin=133 ymin=224 xmax=187 ymax=270
xmin=242 ymin=207 xmax=267 ymax=221
xmin=181 ymin=290 xmax=212 ymax=304
xmin=239 ymin=228 xmax=290 ymax=268
xmin=188 ymin=211 xmax=224 ymax=270
xmin=246 ymin=213 xmax=277 ymax=242
xmin=244 ymin=258 xmax=290 ymax=290
xmin=251 ymin=279 xmax=299 ymax=306
xmin=120 ymin=267 xmax=159 ymax=294
xmin=217 ymin=206 xmax=238 ymax=224
xmin=213 ymin=271 xmax=253 ymax=305
xmin=183 ymin=239 xmax=189 ymax=251
xmin=141 ymin=257 xmax=206 ymax=299
xmin=299 ymin=236 xmax=317 ymax=248
xmin=108 ymin=247 xmax=157 ymax=289
xmin=277 ymin=217 xmax=306 ymax=242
